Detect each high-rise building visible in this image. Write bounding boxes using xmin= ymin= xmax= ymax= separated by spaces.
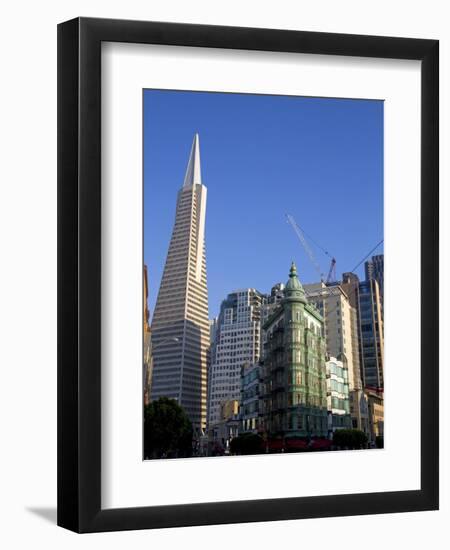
xmin=358 ymin=278 xmax=384 ymax=389
xmin=150 ymin=134 xmax=210 ymax=432
xmin=207 ymin=289 xmax=264 ymax=428
xmin=261 ymin=262 xmax=328 ymax=439
xmin=342 ymin=272 xmax=384 ymax=390
xmin=143 ymin=265 xmax=153 ymax=407
xmin=260 ymin=283 xmax=284 ymax=357
xmin=304 ymin=282 xmax=362 ymax=390
xmin=365 ymin=254 xmax=384 ymax=325
xmin=209 ymin=317 xmax=218 ymax=345
xmin=365 ymin=254 xmax=384 ymax=301
xmin=304 ymin=281 xmax=366 ymax=431
xmin=341 ymin=272 xmax=363 ymax=365
xmin=261 ymin=283 xmax=285 ymax=324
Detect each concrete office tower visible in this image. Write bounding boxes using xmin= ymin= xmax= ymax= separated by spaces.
xmin=358 ymin=278 xmax=384 ymax=389
xmin=260 ymin=283 xmax=284 ymax=356
xmin=261 ymin=283 xmax=285 ymax=323
xmin=208 ymin=289 xmax=264 ymax=428
xmin=365 ymin=253 xmax=384 ymax=324
xmin=341 ymin=272 xmax=363 ymax=365
xmin=342 ymin=272 xmax=384 ymax=389
xmin=304 ymin=281 xmax=366 ymax=431
xmin=150 ymin=134 xmax=210 ymax=432
xmin=303 ymin=282 xmax=362 ymax=391
xmin=365 ymin=254 xmax=384 ymax=301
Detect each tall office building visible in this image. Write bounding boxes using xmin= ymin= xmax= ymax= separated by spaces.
xmin=364 ymin=254 xmax=384 ymax=300
xmin=304 ymin=282 xmax=362 ymax=391
xmin=304 ymin=281 xmax=365 ymax=431
xmin=207 ymin=289 xmax=264 ymax=428
xmin=342 ymin=272 xmax=384 ymax=390
xmin=358 ymin=278 xmax=384 ymax=389
xmin=150 ymin=134 xmax=210 ymax=432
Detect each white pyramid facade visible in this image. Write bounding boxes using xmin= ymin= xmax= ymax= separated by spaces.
xmin=150 ymin=134 xmax=210 ymax=432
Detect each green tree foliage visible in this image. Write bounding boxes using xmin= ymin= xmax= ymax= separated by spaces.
xmin=375 ymin=435 xmax=384 ymax=449
xmin=332 ymin=429 xmax=368 ymax=449
xmin=144 ymin=397 xmax=193 ymax=459
xmin=230 ymin=433 xmax=264 ymax=455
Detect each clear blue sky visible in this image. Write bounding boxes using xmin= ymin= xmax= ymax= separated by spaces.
xmin=144 ymin=90 xmax=383 ymax=319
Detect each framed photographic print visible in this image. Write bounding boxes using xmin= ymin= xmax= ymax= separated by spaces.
xmin=57 ymin=17 xmax=439 ymax=533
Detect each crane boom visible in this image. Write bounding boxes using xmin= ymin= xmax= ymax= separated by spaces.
xmin=286 ymin=214 xmax=324 ymax=281
xmin=326 ymin=257 xmax=337 ymax=284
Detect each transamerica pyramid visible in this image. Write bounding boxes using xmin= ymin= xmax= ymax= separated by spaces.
xmin=150 ymin=134 xmax=210 ymax=432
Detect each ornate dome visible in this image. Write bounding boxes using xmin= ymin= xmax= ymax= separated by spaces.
xmin=284 ymin=261 xmax=307 ymax=303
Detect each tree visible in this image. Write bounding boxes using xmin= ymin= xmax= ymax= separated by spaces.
xmin=230 ymin=433 xmax=264 ymax=455
xmin=144 ymin=397 xmax=193 ymax=459
xmin=332 ymin=429 xmax=368 ymax=450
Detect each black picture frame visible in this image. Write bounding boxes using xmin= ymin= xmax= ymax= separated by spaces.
xmin=57 ymin=17 xmax=439 ymax=533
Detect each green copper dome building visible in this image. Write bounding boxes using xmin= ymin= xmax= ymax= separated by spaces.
xmin=261 ymin=262 xmax=328 ymax=439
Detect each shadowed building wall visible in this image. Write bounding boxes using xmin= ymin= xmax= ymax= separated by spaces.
xmin=143 ymin=265 xmax=153 ymax=407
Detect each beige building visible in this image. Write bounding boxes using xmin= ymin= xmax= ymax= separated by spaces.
xmin=366 ymin=388 xmax=384 ymax=444
xmin=342 ymin=272 xmax=384 ymax=390
xmin=304 ymin=282 xmax=367 ymax=432
xmin=150 ymin=134 xmax=210 ymax=432
xmin=208 ymin=399 xmax=240 ymax=454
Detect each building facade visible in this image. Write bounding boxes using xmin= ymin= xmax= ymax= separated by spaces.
xmin=208 ymin=399 xmax=240 ymax=455
xmin=341 ymin=272 xmax=384 ymax=433
xmin=365 ymin=254 xmax=384 ymax=302
xmin=207 ymin=289 xmax=264 ymax=428
xmin=358 ymin=278 xmax=384 ymax=389
xmin=261 ymin=283 xmax=285 ymax=324
xmin=325 ymin=356 xmax=351 ymax=435
xmin=261 ymin=262 xmax=328 ymax=439
xmin=150 ymin=134 xmax=210 ymax=432
xmin=304 ymin=281 xmax=365 ymax=431
xmin=366 ymin=387 xmax=384 ymax=444
xmin=240 ymin=362 xmax=263 ymax=433
xmin=304 ymin=282 xmax=362 ymax=391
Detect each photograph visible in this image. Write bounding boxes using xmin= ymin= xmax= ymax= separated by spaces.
xmin=143 ymin=89 xmax=384 ymax=460
xmin=54 ymin=13 xmax=439 ymax=535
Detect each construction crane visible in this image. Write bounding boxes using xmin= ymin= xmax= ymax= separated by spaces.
xmin=286 ymin=213 xmax=337 ymax=284
xmin=286 ymin=214 xmax=324 ymax=281
xmin=326 ymin=257 xmax=337 ymax=284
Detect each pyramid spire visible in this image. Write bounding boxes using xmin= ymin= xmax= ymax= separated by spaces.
xmin=151 ymin=133 xmax=209 ymax=431
xmin=183 ymin=133 xmax=202 ymax=187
